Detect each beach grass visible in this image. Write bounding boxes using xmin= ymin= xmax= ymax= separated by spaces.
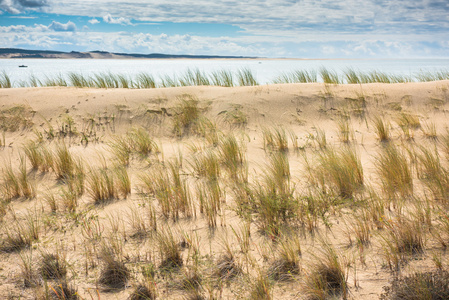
xmin=2 ymin=67 xmax=449 ymax=88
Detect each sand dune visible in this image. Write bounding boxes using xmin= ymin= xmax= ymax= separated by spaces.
xmin=0 ymin=81 xmax=448 ymax=299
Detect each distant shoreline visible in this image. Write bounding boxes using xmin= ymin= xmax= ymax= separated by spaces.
xmin=2 ymin=48 xmax=440 ymax=61
xmin=0 ymin=48 xmax=260 ymax=60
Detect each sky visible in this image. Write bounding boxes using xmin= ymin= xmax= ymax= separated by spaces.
xmin=0 ymin=0 xmax=448 ymax=58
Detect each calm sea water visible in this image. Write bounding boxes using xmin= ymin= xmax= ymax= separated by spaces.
xmin=1 ymin=58 xmax=449 ymax=86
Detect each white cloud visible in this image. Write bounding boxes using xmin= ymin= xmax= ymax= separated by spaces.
xmin=88 ymin=18 xmax=99 ymax=24
xmin=44 ymin=0 xmax=449 ymax=37
xmin=0 ymin=0 xmax=49 ymax=14
xmin=8 ymin=15 xmax=38 ymax=19
xmin=102 ymin=13 xmax=132 ymax=25
xmin=48 ymin=21 xmax=76 ymax=31
xmin=0 ymin=21 xmax=77 ymax=33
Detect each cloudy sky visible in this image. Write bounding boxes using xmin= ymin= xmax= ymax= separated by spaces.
xmin=0 ymin=0 xmax=448 ymax=58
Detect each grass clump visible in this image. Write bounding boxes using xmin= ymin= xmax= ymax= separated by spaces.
xmin=383 ymin=215 xmax=425 ymax=256
xmin=128 ymin=127 xmax=159 ymax=158
xmin=273 ymin=70 xmax=317 ymax=84
xmin=421 ymin=120 xmax=438 ymax=139
xmin=237 ymin=68 xmax=258 ymax=86
xmin=53 ymin=143 xmax=79 ymax=180
xmin=375 ymin=144 xmax=413 ymax=199
xmin=0 ymin=104 xmax=34 ymax=131
xmin=416 ymin=145 xmax=449 ymax=201
xmin=372 ymin=115 xmax=391 ymax=142
xmin=136 ymin=72 xmax=156 ymax=89
xmin=214 ymin=252 xmax=242 ymax=281
xmin=380 ymin=270 xmax=449 ymax=300
xmin=2 ymin=157 xmax=36 ymax=200
xmin=249 ymin=271 xmax=272 ymax=300
xmin=109 ymin=135 xmax=132 ymax=166
xmin=173 ymin=95 xmax=201 ymax=136
xmin=189 ymin=150 xmax=220 ymax=181
xmin=40 ymin=252 xmax=67 ymax=280
xmin=320 ymin=68 xmax=341 ymax=84
xmin=141 ymin=158 xmax=192 ymax=220
xmin=68 ymin=72 xmax=93 ymax=88
xmin=179 ymin=68 xmax=210 ymax=86
xmin=309 ymin=145 xmax=363 ymax=199
xmin=0 ymin=71 xmax=12 ymax=88
xmin=157 ymin=227 xmax=183 ymax=272
xmin=336 ymin=117 xmax=353 ymax=143
xmin=396 ymin=112 xmax=421 ymax=139
xmin=303 ymin=242 xmax=348 ymax=300
xmin=219 ymin=104 xmax=247 ymax=127
xmin=253 ymin=152 xmax=296 ymax=236
xmin=196 ymin=180 xmax=222 ymax=227
xmin=218 ymin=133 xmax=247 ymax=183
xmin=129 ymin=282 xmax=157 ymax=300
xmin=98 ymin=251 xmax=130 ymax=290
xmin=211 ymin=69 xmax=234 ymax=87
xmin=268 ymin=235 xmax=301 ymax=281
xmin=1 ymin=212 xmax=40 ymax=252
xmin=47 ymin=281 xmax=79 ymax=299
xmin=262 ymin=126 xmax=289 ymax=152
xmin=86 ymin=165 xmax=130 ymax=204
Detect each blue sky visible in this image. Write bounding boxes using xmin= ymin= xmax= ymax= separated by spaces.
xmin=0 ymin=0 xmax=448 ymax=58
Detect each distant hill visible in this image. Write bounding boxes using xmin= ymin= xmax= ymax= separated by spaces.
xmin=0 ymin=48 xmax=257 ymax=59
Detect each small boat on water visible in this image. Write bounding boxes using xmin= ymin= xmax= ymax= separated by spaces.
xmin=19 ymin=65 xmax=28 ymax=68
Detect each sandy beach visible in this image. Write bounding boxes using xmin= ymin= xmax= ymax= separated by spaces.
xmin=0 ymin=81 xmax=448 ymax=299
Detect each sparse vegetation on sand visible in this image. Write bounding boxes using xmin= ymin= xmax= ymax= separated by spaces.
xmin=1 ymin=79 xmax=449 ymax=299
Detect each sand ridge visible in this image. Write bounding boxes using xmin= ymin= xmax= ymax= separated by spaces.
xmin=0 ymin=81 xmax=448 ymax=299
